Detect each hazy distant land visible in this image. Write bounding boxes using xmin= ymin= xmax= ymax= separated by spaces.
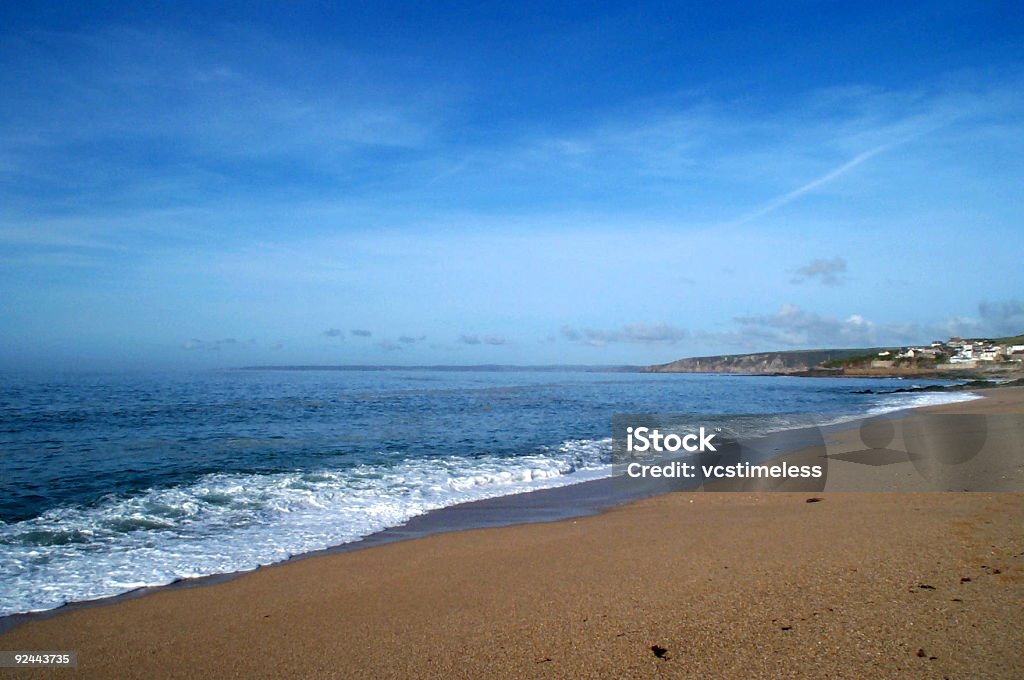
xmin=647 ymin=333 xmax=1024 ymax=378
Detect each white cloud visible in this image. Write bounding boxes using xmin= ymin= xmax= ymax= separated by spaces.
xmin=726 ymin=304 xmax=889 ymax=347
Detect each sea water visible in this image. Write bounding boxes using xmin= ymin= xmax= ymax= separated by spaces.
xmin=0 ymin=368 xmax=978 ymax=616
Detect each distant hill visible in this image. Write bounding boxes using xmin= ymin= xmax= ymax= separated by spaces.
xmin=644 ymin=348 xmax=887 ymax=374
xmin=995 ymin=333 xmax=1024 ymax=345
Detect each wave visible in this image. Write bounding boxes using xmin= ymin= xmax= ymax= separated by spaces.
xmin=864 ymin=389 xmax=982 ymax=415
xmin=0 ymin=388 xmax=982 ymax=617
xmin=0 ymin=438 xmax=610 ymax=616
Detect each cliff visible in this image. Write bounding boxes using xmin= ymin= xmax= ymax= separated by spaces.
xmin=644 ymin=348 xmax=883 ymax=374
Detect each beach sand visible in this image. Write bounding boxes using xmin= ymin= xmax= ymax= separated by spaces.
xmin=2 ymin=388 xmax=1022 ymax=678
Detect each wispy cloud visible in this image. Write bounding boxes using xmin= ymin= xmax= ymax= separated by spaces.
xmin=792 ymin=256 xmax=848 ymax=286
xmin=0 ymin=24 xmax=439 ymax=219
xmin=731 ymin=144 xmax=892 ymax=226
xmin=939 ymin=299 xmax=1024 ymax=339
xmin=182 ymin=337 xmax=250 ymax=351
xmin=978 ymin=299 xmax=1024 ymax=336
xmin=375 ymin=334 xmax=426 ymax=351
xmin=459 ymin=334 xmax=510 ymax=346
xmin=351 ymin=329 xmax=372 ymax=337
xmin=561 ymin=323 xmax=689 ymax=347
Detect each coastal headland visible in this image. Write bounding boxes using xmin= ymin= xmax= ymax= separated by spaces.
xmin=644 ymin=333 xmax=1024 ymax=379
xmin=1 ymin=388 xmax=1021 ymax=678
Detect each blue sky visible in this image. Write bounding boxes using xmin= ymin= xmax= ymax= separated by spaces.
xmin=1 ymin=1 xmax=1023 ymax=369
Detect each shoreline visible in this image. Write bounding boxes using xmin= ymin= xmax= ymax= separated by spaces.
xmin=0 ymin=387 xmax=1002 ymax=634
xmin=2 ymin=391 xmax=1015 ymax=675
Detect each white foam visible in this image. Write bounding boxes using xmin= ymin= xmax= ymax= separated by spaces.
xmin=865 ymin=389 xmax=983 ymax=415
xmin=0 ymin=438 xmax=611 ymax=616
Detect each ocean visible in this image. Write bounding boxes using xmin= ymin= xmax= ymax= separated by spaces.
xmin=0 ymin=368 xmax=978 ymax=617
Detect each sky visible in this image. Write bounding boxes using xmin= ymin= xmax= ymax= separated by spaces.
xmin=1 ymin=1 xmax=1023 ymax=369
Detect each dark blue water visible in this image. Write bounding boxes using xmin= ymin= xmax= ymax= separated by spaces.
xmin=0 ymin=369 xmax=973 ymax=615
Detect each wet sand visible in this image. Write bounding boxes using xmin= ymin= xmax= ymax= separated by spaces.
xmin=2 ymin=388 xmax=1022 ymax=678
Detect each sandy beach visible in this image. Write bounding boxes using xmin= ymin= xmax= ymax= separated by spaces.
xmin=2 ymin=388 xmax=1022 ymax=679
